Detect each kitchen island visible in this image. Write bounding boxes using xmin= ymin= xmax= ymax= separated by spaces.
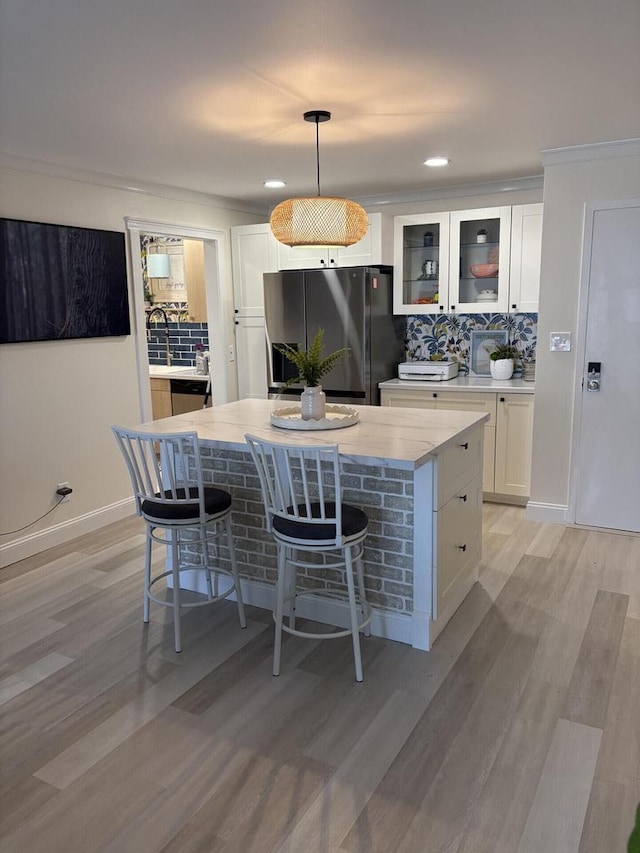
xmin=136 ymin=399 xmax=488 ymax=650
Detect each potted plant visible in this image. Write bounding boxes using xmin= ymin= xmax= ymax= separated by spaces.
xmin=489 ymin=342 xmax=519 ymax=380
xmin=275 ymin=328 xmax=350 ymax=420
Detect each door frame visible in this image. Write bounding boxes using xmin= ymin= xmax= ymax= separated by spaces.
xmin=125 ymin=217 xmax=232 ymax=421
xmin=567 ymin=196 xmax=640 ymax=525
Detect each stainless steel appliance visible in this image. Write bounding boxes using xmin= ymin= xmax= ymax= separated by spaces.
xmin=264 ymin=267 xmax=405 ymax=405
xmin=398 ymin=361 xmax=459 ymax=381
xmin=170 ymin=378 xmax=211 ymax=414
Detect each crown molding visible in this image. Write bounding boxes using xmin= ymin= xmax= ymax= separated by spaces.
xmin=0 ymin=149 xmax=547 ymax=214
xmin=351 ymin=175 xmax=544 ymax=207
xmin=0 ymin=152 xmax=267 ymax=216
xmin=542 ymin=138 xmax=640 ymax=167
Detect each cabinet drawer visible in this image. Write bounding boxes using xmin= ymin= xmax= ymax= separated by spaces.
xmin=433 ymin=391 xmax=496 ymax=426
xmin=435 ymin=426 xmax=483 ymax=508
xmin=150 ymin=378 xmax=170 ymax=392
xmin=434 ymin=473 xmax=482 ymax=620
xmin=380 ymin=389 xmax=437 ymax=409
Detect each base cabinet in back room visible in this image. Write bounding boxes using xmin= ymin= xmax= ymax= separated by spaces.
xmin=150 ymin=378 xmax=173 ymax=420
xmin=381 ymin=387 xmax=534 ymax=502
xmin=150 ymin=378 xmax=211 ymax=418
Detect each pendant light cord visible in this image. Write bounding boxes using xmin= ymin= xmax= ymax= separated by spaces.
xmin=315 ymin=116 xmax=321 ymax=196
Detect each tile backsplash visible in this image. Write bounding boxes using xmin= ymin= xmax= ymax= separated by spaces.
xmin=406 ymin=313 xmax=537 ymax=375
xmin=147 ymin=322 xmax=209 ymax=367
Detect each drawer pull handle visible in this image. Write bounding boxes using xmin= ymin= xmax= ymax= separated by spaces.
xmin=500 ymin=396 xmax=505 ymax=402
xmin=458 ymin=494 xmax=468 ymax=502
xmin=458 ymin=544 xmax=467 ymax=552
xmin=460 ymin=442 xmax=469 ymax=450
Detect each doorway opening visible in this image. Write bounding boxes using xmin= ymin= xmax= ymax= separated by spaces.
xmin=125 ymin=218 xmax=233 ymax=422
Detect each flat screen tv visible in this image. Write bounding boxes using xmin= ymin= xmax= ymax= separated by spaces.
xmin=0 ymin=217 xmax=130 ymax=344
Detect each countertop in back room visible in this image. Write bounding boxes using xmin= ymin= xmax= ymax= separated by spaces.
xmin=149 ymin=365 xmax=208 ymax=382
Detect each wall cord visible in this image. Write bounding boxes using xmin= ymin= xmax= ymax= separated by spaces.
xmin=0 ymin=497 xmax=65 ymax=536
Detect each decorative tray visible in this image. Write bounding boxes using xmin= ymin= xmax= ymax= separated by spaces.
xmin=270 ymin=405 xmax=359 ymax=431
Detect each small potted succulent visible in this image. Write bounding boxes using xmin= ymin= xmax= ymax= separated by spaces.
xmin=275 ymin=328 xmax=350 ymax=420
xmin=489 ymin=342 xmax=519 ymax=380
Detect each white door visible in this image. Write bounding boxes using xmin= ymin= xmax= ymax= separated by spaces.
xmin=574 ymin=201 xmax=640 ymax=532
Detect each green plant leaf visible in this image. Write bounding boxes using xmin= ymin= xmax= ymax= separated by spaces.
xmin=489 ymin=342 xmax=520 ymax=361
xmin=274 ymin=328 xmax=350 ymax=387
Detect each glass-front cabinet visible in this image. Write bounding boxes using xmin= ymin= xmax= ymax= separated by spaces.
xmin=449 ymin=207 xmax=511 ymax=314
xmin=393 ymin=212 xmax=450 ymax=315
xmin=393 ymin=206 xmax=513 ymax=315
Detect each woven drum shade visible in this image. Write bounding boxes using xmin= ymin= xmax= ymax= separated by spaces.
xmin=270 ymin=196 xmax=368 ymax=248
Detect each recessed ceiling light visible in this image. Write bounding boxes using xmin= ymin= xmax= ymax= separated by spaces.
xmin=263 ymin=179 xmax=286 ymax=188
xmin=424 ymin=157 xmax=450 ymax=167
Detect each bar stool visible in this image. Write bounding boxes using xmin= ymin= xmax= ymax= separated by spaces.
xmin=112 ymin=426 xmax=246 ymax=652
xmin=245 ymin=434 xmax=372 ymax=682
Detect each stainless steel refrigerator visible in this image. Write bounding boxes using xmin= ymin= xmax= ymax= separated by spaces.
xmin=264 ymin=267 xmax=405 ymax=405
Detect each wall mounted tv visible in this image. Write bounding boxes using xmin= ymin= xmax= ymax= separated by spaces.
xmin=0 ymin=217 xmax=130 ymax=344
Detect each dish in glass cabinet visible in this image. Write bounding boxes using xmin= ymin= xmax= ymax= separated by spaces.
xmin=477 ymin=288 xmax=498 ymax=302
xmin=470 ymin=263 xmax=499 ymax=278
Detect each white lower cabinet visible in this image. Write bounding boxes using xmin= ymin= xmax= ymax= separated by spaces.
xmin=381 ymin=387 xmax=534 ymax=500
xmin=431 ymin=433 xmax=483 ymax=639
xmin=494 ymin=393 xmax=535 ymax=497
xmin=235 ymin=316 xmax=268 ymax=400
xmin=381 ymin=388 xmax=496 ymax=492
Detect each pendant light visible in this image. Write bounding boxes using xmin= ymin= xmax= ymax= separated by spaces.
xmin=146 ymin=253 xmax=171 ymax=278
xmin=270 ymin=110 xmax=368 ymax=248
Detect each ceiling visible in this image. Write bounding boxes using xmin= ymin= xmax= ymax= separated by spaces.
xmin=1 ymin=0 xmax=639 ymax=213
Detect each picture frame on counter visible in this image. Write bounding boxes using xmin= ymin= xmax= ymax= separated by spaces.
xmin=470 ymin=329 xmax=508 ymax=376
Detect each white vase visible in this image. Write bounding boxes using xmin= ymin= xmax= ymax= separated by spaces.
xmin=490 ymin=358 xmax=514 ymax=380
xmin=300 ymin=385 xmax=326 ymax=420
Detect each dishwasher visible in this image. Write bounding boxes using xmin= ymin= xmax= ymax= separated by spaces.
xmin=170 ymin=379 xmax=211 ymax=414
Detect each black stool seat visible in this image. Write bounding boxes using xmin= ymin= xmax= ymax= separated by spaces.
xmin=273 ymin=502 xmax=368 ymax=540
xmin=141 ymin=486 xmax=232 ymax=521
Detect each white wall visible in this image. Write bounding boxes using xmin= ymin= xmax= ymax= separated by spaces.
xmin=0 ymin=167 xmax=261 ymax=566
xmin=529 ymin=146 xmax=640 ymax=517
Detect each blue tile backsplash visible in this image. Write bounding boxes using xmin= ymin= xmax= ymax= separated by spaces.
xmin=148 ymin=315 xmax=536 ymax=373
xmin=147 ymin=322 xmax=209 ymax=366
xmin=406 ymin=313 xmax=537 ymax=375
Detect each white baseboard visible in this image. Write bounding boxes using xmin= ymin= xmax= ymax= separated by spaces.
xmin=178 ymin=571 xmax=415 ymax=647
xmin=526 ymin=501 xmax=569 ymax=525
xmin=0 ymin=498 xmax=136 ymax=568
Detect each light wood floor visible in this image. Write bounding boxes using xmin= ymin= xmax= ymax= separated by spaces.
xmin=1 ymin=506 xmax=639 ymax=852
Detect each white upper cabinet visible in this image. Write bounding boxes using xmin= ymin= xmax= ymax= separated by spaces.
xmin=393 ymin=204 xmax=542 ymax=315
xmin=231 ymin=223 xmax=278 ymax=315
xmin=508 ymin=203 xmax=543 ymax=313
xmin=275 ymin=213 xmax=393 ymax=270
xmin=393 ymin=212 xmax=450 ymax=315
xmin=449 ymin=206 xmax=512 ymax=314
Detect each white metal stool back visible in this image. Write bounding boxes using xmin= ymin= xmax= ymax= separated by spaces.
xmin=112 ymin=426 xmax=246 ymax=652
xmin=245 ymin=433 xmax=372 ymax=681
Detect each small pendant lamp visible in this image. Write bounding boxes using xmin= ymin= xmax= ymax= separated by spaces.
xmin=270 ymin=110 xmax=368 ymax=248
xmin=146 ymin=253 xmax=171 ymax=278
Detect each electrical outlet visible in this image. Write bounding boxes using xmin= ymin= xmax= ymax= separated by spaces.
xmin=228 ymin=344 xmax=235 ymax=363
xmin=56 ymin=481 xmax=72 ymax=502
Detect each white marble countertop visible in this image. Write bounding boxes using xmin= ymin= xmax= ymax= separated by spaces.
xmin=380 ymin=376 xmax=535 ymax=394
xmin=136 ymin=398 xmax=489 ymax=471
xmin=149 ymin=365 xmax=208 ymax=382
